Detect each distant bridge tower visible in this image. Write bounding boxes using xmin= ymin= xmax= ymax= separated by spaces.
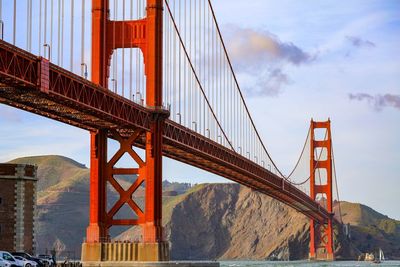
xmin=309 ymin=119 xmax=334 ymax=261
xmin=82 ymin=0 xmax=169 ymax=263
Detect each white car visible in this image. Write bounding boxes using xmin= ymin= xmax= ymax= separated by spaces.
xmin=0 ymin=258 xmax=11 ymax=267
xmin=0 ymin=252 xmax=20 ymax=267
xmin=13 ymin=256 xmax=37 ymax=267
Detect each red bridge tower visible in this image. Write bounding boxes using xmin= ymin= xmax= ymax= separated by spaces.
xmin=309 ymin=119 xmax=335 ymax=260
xmin=82 ymin=0 xmax=169 ymax=262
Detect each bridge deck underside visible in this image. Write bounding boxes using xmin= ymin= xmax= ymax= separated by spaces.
xmin=0 ymin=40 xmax=331 ymax=223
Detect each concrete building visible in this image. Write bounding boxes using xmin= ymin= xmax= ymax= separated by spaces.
xmin=0 ymin=163 xmax=37 ymax=254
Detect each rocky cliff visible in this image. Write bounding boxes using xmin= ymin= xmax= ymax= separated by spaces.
xmin=119 ymin=183 xmax=400 ymax=260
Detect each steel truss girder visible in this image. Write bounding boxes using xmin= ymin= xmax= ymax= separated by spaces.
xmin=0 ymin=40 xmax=334 ymax=224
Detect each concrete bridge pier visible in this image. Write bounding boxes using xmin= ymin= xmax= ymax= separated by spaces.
xmin=81 ymin=242 xmax=170 ymax=263
xmin=81 ymin=241 xmax=218 ymax=267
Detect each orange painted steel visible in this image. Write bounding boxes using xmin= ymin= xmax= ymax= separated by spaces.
xmin=309 ymin=120 xmax=334 ymax=260
xmin=88 ymin=0 xmax=166 ymax=243
xmin=105 ymin=129 xmax=146 ymax=227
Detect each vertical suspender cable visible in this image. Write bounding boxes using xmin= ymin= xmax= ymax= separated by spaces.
xmin=182 ymin=0 xmax=186 ymax=126
xmin=172 ymin=0 xmax=176 ymax=121
xmin=129 ymin=0 xmax=133 ymax=100
xmin=136 ymin=0 xmax=140 ymax=101
xmin=194 ymin=0 xmax=196 ymax=129
xmin=210 ymin=4 xmax=213 ymax=138
xmin=116 ymin=0 xmax=118 ymax=94
xmin=44 ymin=0 xmax=47 ymax=56
xmin=202 ymin=0 xmax=205 ymax=135
xmin=61 ymin=0 xmax=64 ymax=67
xmin=0 ymin=0 xmax=2 ymax=41
xmin=170 ymin=10 xmax=173 ymax=109
xmin=178 ymin=0 xmax=181 ymax=123
xmin=43 ymin=0 xmax=51 ymax=60
xmin=165 ymin=9 xmax=168 ymax=106
xmin=188 ymin=0 xmax=191 ymax=127
xmin=29 ymin=0 xmax=32 ymax=50
xmin=166 ymin=1 xmax=170 ymax=113
xmin=57 ymin=0 xmax=61 ymax=65
xmin=50 ymin=0 xmax=53 ymax=61
xmin=39 ymin=0 xmax=42 ymax=55
xmin=207 ymin=2 xmax=210 ymax=136
xmin=219 ymin=32 xmax=222 ymax=144
xmin=112 ymin=0 xmax=116 ymax=92
xmin=13 ymin=0 xmax=16 ymax=45
xmin=26 ymin=0 xmax=30 ymax=50
xmin=187 ymin=0 xmax=190 ymax=126
xmin=70 ymin=0 xmax=74 ymax=71
xmin=122 ymin=0 xmax=125 ymax=97
xmin=81 ymin=0 xmax=85 ymax=77
xmin=162 ymin=11 xmax=165 ymax=106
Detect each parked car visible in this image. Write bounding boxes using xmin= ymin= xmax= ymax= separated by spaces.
xmin=35 ymin=256 xmax=52 ymax=267
xmin=0 ymin=251 xmax=22 ymax=267
xmin=10 ymin=254 xmax=43 ymax=267
xmin=0 ymin=258 xmax=11 ymax=267
xmin=13 ymin=256 xmax=37 ymax=267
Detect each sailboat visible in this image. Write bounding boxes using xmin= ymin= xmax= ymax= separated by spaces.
xmin=373 ymin=248 xmax=385 ymax=264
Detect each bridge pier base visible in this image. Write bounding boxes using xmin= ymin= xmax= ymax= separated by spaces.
xmin=81 ymin=242 xmax=169 ymax=263
xmin=309 ymin=252 xmax=335 ymax=261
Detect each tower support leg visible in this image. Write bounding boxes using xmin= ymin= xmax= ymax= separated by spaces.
xmin=86 ymin=130 xmax=108 ymax=243
xmin=143 ymin=117 xmax=164 ymax=242
xmin=82 ymin=127 xmax=169 ymax=262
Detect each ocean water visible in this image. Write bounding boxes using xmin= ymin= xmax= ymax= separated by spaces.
xmin=219 ymin=261 xmax=400 ymax=267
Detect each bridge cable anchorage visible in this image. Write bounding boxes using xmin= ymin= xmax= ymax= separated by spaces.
xmin=165 ymin=0 xmax=235 ymax=151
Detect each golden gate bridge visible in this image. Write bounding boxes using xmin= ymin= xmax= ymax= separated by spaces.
xmin=0 ymin=0 xmax=343 ymax=263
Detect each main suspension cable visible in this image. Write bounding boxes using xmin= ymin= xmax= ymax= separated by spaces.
xmin=165 ymin=0 xmax=235 ymax=151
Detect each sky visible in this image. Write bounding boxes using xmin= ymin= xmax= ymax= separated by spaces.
xmin=0 ymin=0 xmax=399 ymax=219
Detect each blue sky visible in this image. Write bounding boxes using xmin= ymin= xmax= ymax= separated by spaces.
xmin=1 ymin=0 xmax=399 ymax=219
